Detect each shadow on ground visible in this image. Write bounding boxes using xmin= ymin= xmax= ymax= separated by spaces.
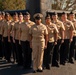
xmin=0 ymin=59 xmax=33 ymax=75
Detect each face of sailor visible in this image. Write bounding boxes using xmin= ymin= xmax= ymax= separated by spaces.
xmin=13 ymin=15 xmax=18 ymax=21
xmin=69 ymin=14 xmax=75 ymax=21
xmin=61 ymin=14 xmax=67 ymax=21
xmin=35 ymin=19 xmax=41 ymax=25
xmin=45 ymin=18 xmax=51 ymax=24
xmin=6 ymin=15 xmax=10 ymax=21
xmin=24 ymin=15 xmax=30 ymax=21
xmin=52 ymin=15 xmax=58 ymax=20
xmin=19 ymin=14 xmax=23 ymax=22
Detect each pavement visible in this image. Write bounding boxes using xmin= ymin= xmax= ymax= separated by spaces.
xmin=0 ymin=58 xmax=76 ymax=75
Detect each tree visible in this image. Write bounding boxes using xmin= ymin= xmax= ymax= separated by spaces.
xmin=0 ymin=0 xmax=4 ymax=10
xmin=52 ymin=0 xmax=76 ymax=11
xmin=2 ymin=0 xmax=26 ymax=10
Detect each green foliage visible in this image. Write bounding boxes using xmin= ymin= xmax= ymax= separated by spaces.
xmin=0 ymin=0 xmax=4 ymax=10
xmin=1 ymin=0 xmax=25 ymax=10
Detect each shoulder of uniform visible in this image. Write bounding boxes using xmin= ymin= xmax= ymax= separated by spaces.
xmin=68 ymin=20 xmax=73 ymax=24
xmin=10 ymin=21 xmax=14 ymax=24
xmin=30 ymin=21 xmax=35 ymax=24
xmin=41 ymin=23 xmax=45 ymax=26
xmin=66 ymin=20 xmax=73 ymax=25
xmin=58 ymin=20 xmax=63 ymax=24
xmin=31 ymin=24 xmax=36 ymax=28
xmin=52 ymin=23 xmax=56 ymax=26
xmin=11 ymin=21 xmax=14 ymax=23
xmin=41 ymin=23 xmax=44 ymax=25
xmin=50 ymin=23 xmax=55 ymax=27
xmin=41 ymin=24 xmax=47 ymax=29
xmin=66 ymin=19 xmax=71 ymax=22
xmin=53 ymin=23 xmax=58 ymax=28
xmin=10 ymin=20 xmax=12 ymax=23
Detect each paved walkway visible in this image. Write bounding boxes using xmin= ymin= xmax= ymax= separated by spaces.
xmin=0 ymin=59 xmax=76 ymax=75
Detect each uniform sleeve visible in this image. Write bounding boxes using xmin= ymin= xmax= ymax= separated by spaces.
xmin=74 ymin=21 xmax=76 ymax=30
xmin=19 ymin=25 xmax=21 ymax=33
xmin=2 ymin=22 xmax=5 ymax=31
xmin=32 ymin=22 xmax=35 ymax=25
xmin=61 ymin=22 xmax=65 ymax=31
xmin=29 ymin=27 xmax=32 ymax=34
xmin=44 ymin=26 xmax=48 ymax=35
xmin=12 ymin=25 xmax=14 ymax=30
xmin=29 ymin=21 xmax=35 ymax=26
xmin=8 ymin=24 xmax=12 ymax=30
xmin=54 ymin=24 xmax=59 ymax=33
xmin=12 ymin=24 xmax=15 ymax=31
xmin=70 ymin=21 xmax=74 ymax=31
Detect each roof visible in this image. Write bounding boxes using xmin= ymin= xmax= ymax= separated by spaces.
xmin=3 ymin=10 xmax=29 ymax=16
xmin=46 ymin=10 xmax=76 ymax=16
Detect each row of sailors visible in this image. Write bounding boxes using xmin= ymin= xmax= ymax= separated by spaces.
xmin=0 ymin=11 xmax=76 ymax=73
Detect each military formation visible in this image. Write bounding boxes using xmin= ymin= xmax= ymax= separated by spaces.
xmin=0 ymin=11 xmax=76 ymax=73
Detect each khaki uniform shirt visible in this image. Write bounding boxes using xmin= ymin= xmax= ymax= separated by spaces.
xmin=62 ymin=20 xmax=74 ymax=39
xmin=53 ymin=20 xmax=65 ymax=39
xmin=46 ymin=23 xmax=58 ymax=42
xmin=8 ymin=21 xmax=19 ymax=37
xmin=2 ymin=20 xmax=11 ymax=37
xmin=19 ymin=21 xmax=35 ymax=41
xmin=29 ymin=23 xmax=48 ymax=42
xmin=13 ymin=22 xmax=24 ymax=40
xmin=0 ymin=20 xmax=3 ymax=35
xmin=24 ymin=21 xmax=35 ymax=26
xmin=71 ymin=19 xmax=76 ymax=36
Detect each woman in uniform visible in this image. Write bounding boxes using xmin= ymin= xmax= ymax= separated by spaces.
xmin=8 ymin=12 xmax=19 ymax=63
xmin=2 ymin=13 xmax=12 ymax=62
xmin=52 ymin=12 xmax=65 ymax=66
xmin=43 ymin=14 xmax=58 ymax=69
xmin=29 ymin=13 xmax=48 ymax=73
xmin=68 ymin=12 xmax=76 ymax=63
xmin=61 ymin=12 xmax=74 ymax=65
xmin=0 ymin=12 xmax=3 ymax=58
xmin=19 ymin=12 xmax=34 ymax=69
xmin=13 ymin=13 xmax=23 ymax=66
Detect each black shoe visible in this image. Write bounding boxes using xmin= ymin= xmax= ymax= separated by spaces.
xmin=69 ymin=61 xmax=74 ymax=64
xmin=56 ymin=64 xmax=59 ymax=67
xmin=52 ymin=64 xmax=59 ymax=67
xmin=60 ymin=62 xmax=65 ymax=65
xmin=7 ymin=60 xmax=11 ymax=63
xmin=46 ymin=65 xmax=50 ymax=70
xmin=33 ymin=70 xmax=37 ymax=73
xmin=37 ymin=69 xmax=43 ymax=72
xmin=43 ymin=66 xmax=46 ymax=70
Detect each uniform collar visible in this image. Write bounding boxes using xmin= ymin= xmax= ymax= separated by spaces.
xmin=24 ymin=20 xmax=31 ymax=24
xmin=53 ymin=19 xmax=59 ymax=23
xmin=19 ymin=21 xmax=24 ymax=24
